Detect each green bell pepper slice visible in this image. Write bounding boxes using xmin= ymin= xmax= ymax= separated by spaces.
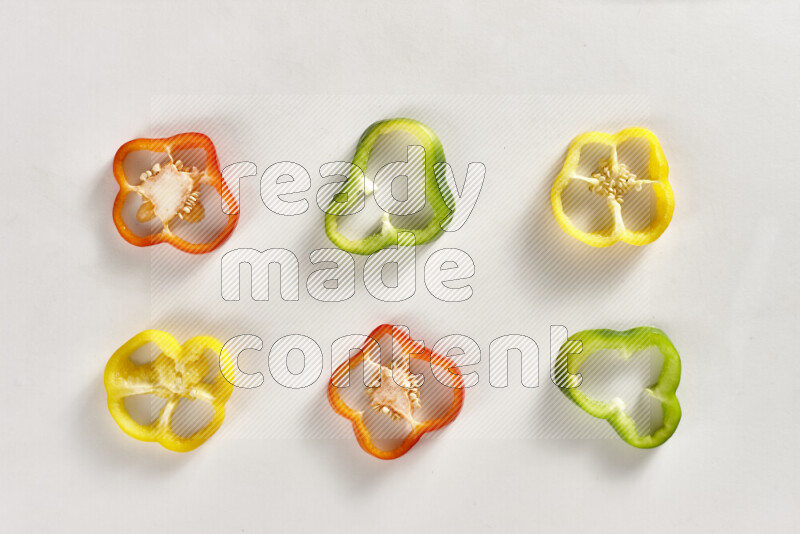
xmin=555 ymin=326 xmax=682 ymax=448
xmin=324 ymin=118 xmax=455 ymax=255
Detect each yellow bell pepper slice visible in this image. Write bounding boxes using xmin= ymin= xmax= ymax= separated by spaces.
xmin=551 ymin=128 xmax=674 ymax=247
xmin=104 ymin=330 xmax=235 ymax=452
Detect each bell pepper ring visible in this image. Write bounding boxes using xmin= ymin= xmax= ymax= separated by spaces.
xmin=555 ymin=326 xmax=682 ymax=449
xmin=551 ymin=128 xmax=674 ymax=247
xmin=327 ymin=324 xmax=465 ymax=460
xmin=324 ymin=118 xmax=455 ymax=255
xmin=112 ymin=132 xmax=240 ymax=254
xmin=104 ymin=330 xmax=235 ymax=452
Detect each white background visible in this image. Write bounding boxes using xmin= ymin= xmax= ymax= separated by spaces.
xmin=1 ymin=1 xmax=798 ymax=532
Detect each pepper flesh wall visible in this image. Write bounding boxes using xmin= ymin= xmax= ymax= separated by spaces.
xmin=112 ymin=132 xmax=239 ymax=254
xmin=551 ymin=127 xmax=675 ymax=247
xmin=104 ymin=330 xmax=235 ymax=452
xmin=324 ymin=118 xmax=455 ymax=255
xmin=555 ymin=326 xmax=682 ymax=448
xmin=327 ymin=324 xmax=465 ymax=460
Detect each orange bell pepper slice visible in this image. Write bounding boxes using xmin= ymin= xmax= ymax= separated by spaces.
xmin=112 ymin=132 xmax=239 ymax=254
xmin=328 ymin=324 xmax=465 ymax=460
